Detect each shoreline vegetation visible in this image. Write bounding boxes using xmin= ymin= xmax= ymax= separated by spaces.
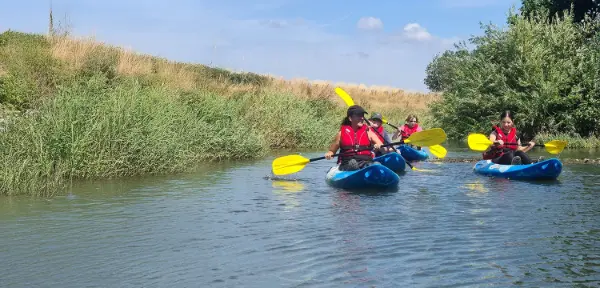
xmin=0 ymin=30 xmax=436 ymax=197
xmin=2 ymin=3 xmax=599 ymax=196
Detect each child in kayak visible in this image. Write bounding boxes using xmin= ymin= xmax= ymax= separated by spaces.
xmin=482 ymin=110 xmax=535 ymax=165
xmin=324 ymin=105 xmax=385 ymax=171
xmin=368 ymin=112 xmax=394 ymax=156
xmin=392 ymin=114 xmax=423 ymax=150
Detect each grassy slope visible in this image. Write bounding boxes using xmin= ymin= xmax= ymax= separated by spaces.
xmin=0 ymin=31 xmax=436 ymax=196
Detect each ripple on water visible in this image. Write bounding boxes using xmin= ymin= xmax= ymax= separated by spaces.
xmin=1 ymin=158 xmax=600 ymax=287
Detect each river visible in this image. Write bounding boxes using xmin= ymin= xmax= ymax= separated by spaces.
xmin=1 ymin=146 xmax=599 ymax=287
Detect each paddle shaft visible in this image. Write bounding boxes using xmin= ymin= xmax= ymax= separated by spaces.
xmin=311 ymin=139 xmax=409 ymax=162
xmin=385 ymin=122 xmax=399 ymax=130
xmin=494 ymin=142 xmax=544 ymax=147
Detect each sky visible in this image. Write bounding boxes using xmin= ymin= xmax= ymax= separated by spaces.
xmin=0 ymin=0 xmax=522 ymax=92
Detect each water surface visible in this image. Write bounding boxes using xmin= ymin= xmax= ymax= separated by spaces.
xmin=1 ymin=148 xmax=600 ymax=287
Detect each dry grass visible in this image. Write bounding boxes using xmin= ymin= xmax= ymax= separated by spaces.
xmin=47 ymin=35 xmax=439 ymax=111
xmin=269 ymin=77 xmax=440 ymax=111
xmin=49 ymin=35 xmax=101 ymax=71
xmin=117 ymin=47 xmax=153 ymax=76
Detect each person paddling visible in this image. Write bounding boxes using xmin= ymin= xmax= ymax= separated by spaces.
xmin=392 ymin=114 xmax=423 ymax=150
xmin=368 ymin=112 xmax=394 ymax=156
xmin=324 ymin=105 xmax=385 ymax=171
xmin=482 ymin=110 xmax=535 ymax=165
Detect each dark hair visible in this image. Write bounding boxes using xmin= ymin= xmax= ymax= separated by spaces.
xmin=500 ymin=110 xmax=514 ymax=121
xmin=340 ymin=116 xmax=351 ymax=126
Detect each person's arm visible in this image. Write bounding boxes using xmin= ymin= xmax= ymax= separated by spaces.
xmin=489 ymin=131 xmax=501 ymax=145
xmin=383 ymin=132 xmax=393 ymax=144
xmin=391 ymin=131 xmax=400 ymax=141
xmin=324 ymin=132 xmax=341 ymax=159
xmin=518 ymin=137 xmax=535 ymax=152
xmin=383 ymin=132 xmax=395 ymax=152
xmin=367 ymin=130 xmax=384 ymax=151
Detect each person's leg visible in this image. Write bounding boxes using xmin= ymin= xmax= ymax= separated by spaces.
xmin=357 ymin=159 xmax=375 ymax=169
xmin=339 ymin=159 xmax=360 ymax=171
xmin=492 ymin=150 xmax=514 ymax=165
xmin=514 ymin=150 xmax=532 ymax=164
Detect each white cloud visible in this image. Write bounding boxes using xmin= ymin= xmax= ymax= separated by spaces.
xmin=3 ymin=0 xmax=460 ymax=92
xmin=357 ymin=17 xmax=384 ymax=31
xmin=403 ymin=23 xmax=432 ymax=41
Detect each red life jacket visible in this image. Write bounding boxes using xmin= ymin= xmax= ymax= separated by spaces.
xmin=372 ymin=126 xmax=385 ymax=143
xmin=482 ymin=126 xmax=518 ymax=160
xmin=401 ymin=123 xmax=420 ymax=140
xmin=338 ymin=124 xmax=374 ymax=163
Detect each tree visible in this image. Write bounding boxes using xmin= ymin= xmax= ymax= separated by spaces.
xmin=521 ymin=0 xmax=599 ymax=23
xmin=425 ymin=9 xmax=600 ymax=140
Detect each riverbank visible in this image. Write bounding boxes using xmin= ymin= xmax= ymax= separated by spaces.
xmin=1 ymin=30 xmax=598 ymax=197
xmin=0 ymin=31 xmax=435 ymax=197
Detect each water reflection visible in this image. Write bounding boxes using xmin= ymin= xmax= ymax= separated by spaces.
xmin=271 ymin=180 xmax=305 ymax=193
xmin=330 ymin=191 xmax=376 ymax=285
xmin=464 ymin=180 xmax=488 ymax=195
xmin=1 ymin=149 xmax=600 ymax=287
xmin=271 ymin=180 xmax=305 ymax=210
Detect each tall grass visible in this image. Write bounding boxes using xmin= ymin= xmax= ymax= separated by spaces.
xmin=0 ymin=30 xmax=436 ymax=196
xmin=536 ymin=133 xmax=600 ymax=149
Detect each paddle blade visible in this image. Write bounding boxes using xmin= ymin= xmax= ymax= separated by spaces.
xmin=381 ymin=116 xmax=389 ymax=124
xmin=403 ymin=128 xmax=447 ymax=147
xmin=334 ymin=87 xmax=355 ymax=106
xmin=543 ymin=140 xmax=568 ymax=154
xmin=428 ymin=144 xmax=447 ymax=158
xmin=271 ymin=155 xmax=310 ymax=176
xmin=467 ymin=133 xmax=493 ymax=152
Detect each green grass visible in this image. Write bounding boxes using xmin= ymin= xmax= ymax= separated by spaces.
xmin=535 ymin=133 xmax=600 ymax=149
xmin=0 ymin=30 xmax=361 ymax=196
xmin=0 ymin=72 xmax=348 ymax=197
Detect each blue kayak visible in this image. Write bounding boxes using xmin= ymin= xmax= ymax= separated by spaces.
xmin=325 ymin=163 xmax=400 ymax=189
xmin=373 ymin=152 xmax=406 ymax=173
xmin=398 ymin=145 xmax=429 ymax=162
xmin=473 ymin=158 xmax=563 ymax=180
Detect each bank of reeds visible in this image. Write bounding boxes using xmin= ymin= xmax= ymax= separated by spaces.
xmin=536 ymin=133 xmax=600 ymax=149
xmin=0 ymin=31 xmax=435 ymax=196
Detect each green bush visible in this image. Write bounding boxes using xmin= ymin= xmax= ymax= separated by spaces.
xmin=0 ymin=31 xmax=63 ymax=108
xmin=426 ymin=8 xmax=600 ymax=141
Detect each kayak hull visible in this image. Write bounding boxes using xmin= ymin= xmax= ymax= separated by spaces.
xmin=373 ymin=152 xmax=406 ymax=173
xmin=473 ymin=158 xmax=563 ymax=180
xmin=326 ymin=163 xmax=400 ymax=189
xmin=399 ymin=145 xmax=429 ymax=162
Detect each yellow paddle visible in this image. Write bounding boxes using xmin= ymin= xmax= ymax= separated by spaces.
xmin=335 ymin=87 xmax=447 ymax=158
xmin=380 ymin=116 xmax=447 ymax=159
xmin=467 ymin=133 xmax=567 ymax=154
xmin=272 ymin=128 xmax=447 ymax=175
xmin=334 ymin=87 xmax=446 ymax=171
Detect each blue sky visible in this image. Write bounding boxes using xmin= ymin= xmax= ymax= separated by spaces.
xmin=1 ymin=0 xmax=521 ymax=92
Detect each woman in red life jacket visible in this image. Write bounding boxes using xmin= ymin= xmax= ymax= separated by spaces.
xmin=324 ymin=105 xmax=386 ymax=171
xmin=368 ymin=112 xmax=393 ymax=157
xmin=482 ymin=110 xmax=535 ymax=165
xmin=392 ymin=114 xmax=423 ymax=150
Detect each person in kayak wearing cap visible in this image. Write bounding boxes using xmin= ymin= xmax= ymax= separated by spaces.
xmin=324 ymin=105 xmax=386 ymax=171
xmin=392 ymin=114 xmax=423 ymax=150
xmin=368 ymin=112 xmax=394 ymax=156
xmin=482 ymin=110 xmax=535 ymax=165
